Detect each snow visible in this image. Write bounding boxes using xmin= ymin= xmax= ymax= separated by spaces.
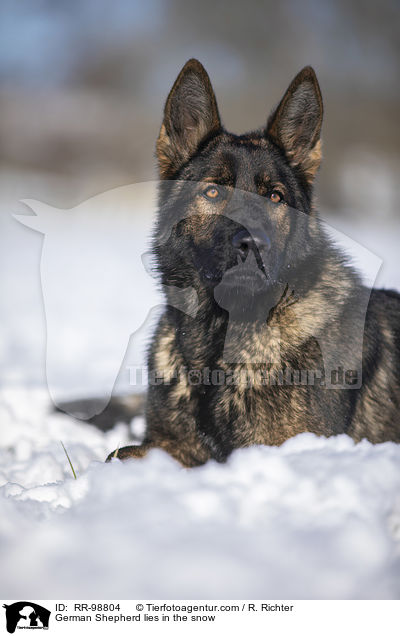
xmin=1 ymin=387 xmax=400 ymax=599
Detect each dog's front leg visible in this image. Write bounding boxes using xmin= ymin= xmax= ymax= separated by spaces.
xmin=106 ymin=437 xmax=210 ymax=467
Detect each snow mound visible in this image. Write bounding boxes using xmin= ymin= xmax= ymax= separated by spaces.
xmin=1 ymin=388 xmax=399 ymax=599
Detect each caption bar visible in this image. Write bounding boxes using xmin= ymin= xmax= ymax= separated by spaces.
xmin=1 ymin=599 xmax=399 ymax=634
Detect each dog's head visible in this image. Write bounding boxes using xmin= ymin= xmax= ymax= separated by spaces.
xmin=154 ymin=59 xmax=325 ymax=320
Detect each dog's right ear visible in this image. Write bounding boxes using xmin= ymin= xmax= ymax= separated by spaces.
xmin=156 ymin=59 xmax=222 ymax=179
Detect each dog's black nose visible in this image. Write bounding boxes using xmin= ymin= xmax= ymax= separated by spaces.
xmin=232 ymin=228 xmax=271 ymax=257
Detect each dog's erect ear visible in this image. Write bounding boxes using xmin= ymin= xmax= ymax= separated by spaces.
xmin=266 ymin=67 xmax=323 ymax=183
xmin=156 ymin=59 xmax=222 ymax=178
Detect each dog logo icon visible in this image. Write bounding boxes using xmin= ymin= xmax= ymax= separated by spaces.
xmin=3 ymin=602 xmax=50 ymax=633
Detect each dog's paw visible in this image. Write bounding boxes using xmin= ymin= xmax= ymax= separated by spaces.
xmin=105 ymin=444 xmax=151 ymax=463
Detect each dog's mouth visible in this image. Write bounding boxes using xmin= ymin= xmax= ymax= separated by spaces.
xmin=197 ymin=247 xmax=271 ymax=286
xmin=199 ymin=265 xmax=272 ymax=296
xmin=213 ymin=249 xmax=270 ymax=287
xmin=217 ymin=264 xmax=269 ymax=293
xmin=210 ymin=249 xmax=299 ymax=320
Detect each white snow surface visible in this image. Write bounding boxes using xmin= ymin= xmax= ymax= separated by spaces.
xmin=1 ymin=388 xmax=400 ymax=600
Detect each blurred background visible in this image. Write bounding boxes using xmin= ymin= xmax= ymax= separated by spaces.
xmin=0 ymin=0 xmax=399 ymax=208
xmin=0 ymin=0 xmax=398 ymax=206
xmin=0 ymin=0 xmax=399 ymax=393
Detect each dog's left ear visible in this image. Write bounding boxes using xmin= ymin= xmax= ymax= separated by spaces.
xmin=266 ymin=67 xmax=323 ymax=183
xmin=157 ymin=59 xmax=222 ymax=179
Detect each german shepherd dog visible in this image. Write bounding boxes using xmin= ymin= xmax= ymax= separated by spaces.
xmin=107 ymin=59 xmax=400 ymax=466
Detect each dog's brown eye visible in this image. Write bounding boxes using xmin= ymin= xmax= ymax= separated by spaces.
xmin=204 ymin=186 xmax=220 ymax=199
xmin=270 ymin=191 xmax=283 ymax=203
